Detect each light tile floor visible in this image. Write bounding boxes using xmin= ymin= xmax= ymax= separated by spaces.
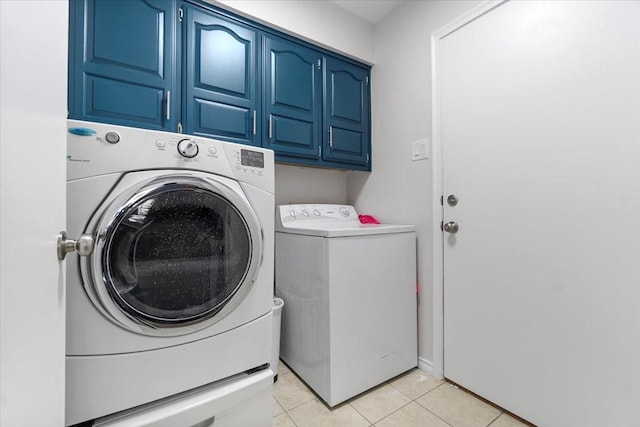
xmin=273 ymin=361 xmax=533 ymax=427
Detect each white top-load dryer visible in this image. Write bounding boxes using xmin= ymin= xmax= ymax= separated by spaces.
xmin=275 ymin=204 xmax=417 ymax=406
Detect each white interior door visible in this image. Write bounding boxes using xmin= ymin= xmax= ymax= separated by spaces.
xmin=0 ymin=2 xmax=68 ymax=425
xmin=441 ymin=2 xmax=640 ymax=426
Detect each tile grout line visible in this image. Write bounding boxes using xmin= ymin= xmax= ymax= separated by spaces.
xmin=485 ymin=412 xmax=503 ymax=427
xmin=350 ymin=376 xmax=446 ymax=426
xmin=406 ymin=382 xmax=457 ymax=427
xmin=347 ymin=401 xmax=379 ymax=425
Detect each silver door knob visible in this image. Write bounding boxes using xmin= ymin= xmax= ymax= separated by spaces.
xmin=443 ymin=221 xmax=459 ymax=234
xmin=57 ymin=231 xmax=94 ymax=260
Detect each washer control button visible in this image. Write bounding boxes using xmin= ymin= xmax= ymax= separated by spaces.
xmin=208 ymin=146 xmax=218 ymax=155
xmin=155 ymin=140 xmax=166 ymax=148
xmin=340 ymin=207 xmax=351 ymax=217
xmin=105 ymin=132 xmax=120 ymax=144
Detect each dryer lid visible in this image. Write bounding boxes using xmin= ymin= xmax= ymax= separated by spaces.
xmin=275 ymin=204 xmax=415 ymax=237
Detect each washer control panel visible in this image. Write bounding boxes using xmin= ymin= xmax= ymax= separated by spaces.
xmin=66 ymin=120 xmax=274 ymax=194
xmin=230 ymin=148 xmax=265 ymax=176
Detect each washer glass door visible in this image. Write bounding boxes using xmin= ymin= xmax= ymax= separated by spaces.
xmin=87 ymin=173 xmax=262 ymax=334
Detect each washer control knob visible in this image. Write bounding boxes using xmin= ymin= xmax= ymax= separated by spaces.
xmin=340 ymin=207 xmax=351 ymax=217
xmin=177 ymin=139 xmax=199 ymax=158
xmin=302 ymin=210 xmax=309 ymax=217
xmin=289 ymin=210 xmax=297 ymax=218
xmin=313 ymin=209 xmax=321 ymax=216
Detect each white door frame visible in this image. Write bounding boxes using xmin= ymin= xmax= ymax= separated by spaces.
xmin=430 ymin=0 xmax=507 ymax=379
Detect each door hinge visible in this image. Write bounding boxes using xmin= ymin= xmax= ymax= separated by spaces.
xmin=440 ymin=195 xmax=444 ymax=206
xmin=317 ymin=59 xmax=321 ymax=70
xmin=365 ymin=76 xmax=369 ymax=85
xmin=179 ymin=7 xmax=183 ymax=22
xmin=177 ymin=122 xmax=183 ymax=134
xmin=440 ymin=221 xmax=444 ymax=231
xmin=318 ymin=145 xmax=322 ymax=157
xmin=366 ymin=153 xmax=369 ymax=163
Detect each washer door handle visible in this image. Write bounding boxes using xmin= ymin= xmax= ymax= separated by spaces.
xmin=57 ymin=231 xmax=94 ymax=260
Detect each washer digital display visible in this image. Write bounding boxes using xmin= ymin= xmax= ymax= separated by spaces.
xmin=241 ymin=149 xmax=264 ymax=168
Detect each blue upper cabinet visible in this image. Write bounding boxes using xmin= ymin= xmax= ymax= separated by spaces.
xmin=68 ymin=0 xmax=178 ymax=131
xmin=263 ymin=35 xmax=323 ymax=159
xmin=69 ymin=1 xmax=371 ymax=170
xmin=183 ymin=5 xmax=260 ymax=146
xmin=323 ymin=57 xmax=370 ymax=168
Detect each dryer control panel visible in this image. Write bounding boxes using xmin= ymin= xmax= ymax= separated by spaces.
xmin=277 ymin=204 xmax=359 ymax=227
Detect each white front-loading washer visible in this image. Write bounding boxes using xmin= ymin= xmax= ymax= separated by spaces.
xmin=275 ymin=204 xmax=417 ymax=407
xmin=65 ymin=120 xmax=274 ymax=426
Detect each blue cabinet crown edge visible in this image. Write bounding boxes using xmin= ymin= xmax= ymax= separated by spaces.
xmin=186 ymin=0 xmax=372 ymax=72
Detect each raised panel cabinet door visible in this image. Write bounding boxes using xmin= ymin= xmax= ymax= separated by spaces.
xmin=183 ymin=5 xmax=260 ymax=146
xmin=264 ymin=35 xmax=322 ymax=159
xmin=323 ymin=57 xmax=370 ymax=168
xmin=69 ymin=0 xmax=178 ymax=131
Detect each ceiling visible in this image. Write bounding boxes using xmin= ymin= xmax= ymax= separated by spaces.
xmin=330 ymin=0 xmax=405 ymax=24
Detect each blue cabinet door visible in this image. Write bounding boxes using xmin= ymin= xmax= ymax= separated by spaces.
xmin=264 ymin=35 xmax=323 ymax=159
xmin=68 ymin=0 xmax=177 ymax=131
xmin=183 ymin=5 xmax=260 ymax=146
xmin=323 ymin=57 xmax=370 ymax=168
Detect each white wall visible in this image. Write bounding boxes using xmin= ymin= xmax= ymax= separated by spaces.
xmin=0 ymin=1 xmax=68 ymax=425
xmin=347 ymin=0 xmax=481 ymax=370
xmin=212 ymin=0 xmax=374 ymax=208
xmin=214 ymin=0 xmax=375 ymax=64
xmin=275 ymin=164 xmax=348 ymax=206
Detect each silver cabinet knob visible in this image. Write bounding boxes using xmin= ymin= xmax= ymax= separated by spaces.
xmin=443 ymin=221 xmax=459 ymax=234
xmin=57 ymin=231 xmax=94 ymax=260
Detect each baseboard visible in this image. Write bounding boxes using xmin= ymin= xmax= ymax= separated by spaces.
xmin=417 ymin=357 xmax=437 ymax=377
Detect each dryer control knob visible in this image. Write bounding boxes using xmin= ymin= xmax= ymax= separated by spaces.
xmin=177 ymin=139 xmax=199 ymax=158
